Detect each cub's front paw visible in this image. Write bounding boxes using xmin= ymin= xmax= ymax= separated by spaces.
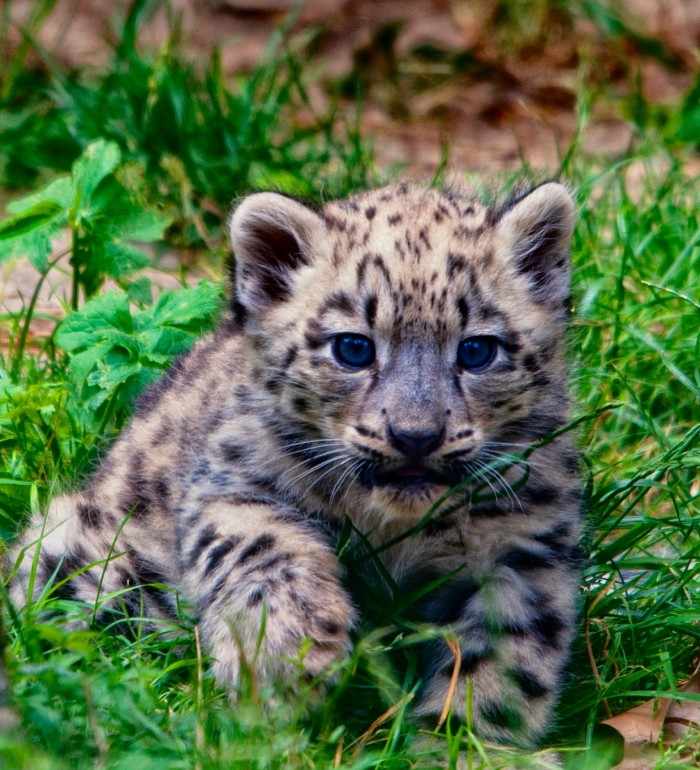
xmin=267 ymin=571 xmax=356 ymax=680
xmin=201 ymin=561 xmax=356 ymax=693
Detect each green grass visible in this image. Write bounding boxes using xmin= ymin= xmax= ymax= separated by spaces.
xmin=562 ymin=152 xmax=700 ymax=744
xmin=1 ymin=2 xmax=699 ymax=769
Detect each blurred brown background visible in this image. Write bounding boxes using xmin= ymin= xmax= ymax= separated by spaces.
xmin=6 ymin=0 xmax=700 ymax=175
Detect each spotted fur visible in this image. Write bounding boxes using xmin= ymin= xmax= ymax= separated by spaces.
xmin=11 ymin=182 xmax=581 ymax=745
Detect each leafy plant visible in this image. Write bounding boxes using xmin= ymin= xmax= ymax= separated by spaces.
xmin=0 ymin=138 xmax=217 ymax=537
xmin=0 ymin=139 xmax=171 ymax=310
xmin=0 ymin=0 xmax=376 ymax=249
xmin=56 ymin=282 xmax=222 ymax=417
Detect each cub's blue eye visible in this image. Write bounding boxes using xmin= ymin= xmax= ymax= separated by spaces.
xmin=332 ymin=334 xmax=375 ymax=369
xmin=457 ymin=336 xmax=498 ymax=371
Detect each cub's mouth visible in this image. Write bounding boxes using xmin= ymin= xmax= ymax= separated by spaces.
xmin=374 ymin=464 xmax=451 ymax=488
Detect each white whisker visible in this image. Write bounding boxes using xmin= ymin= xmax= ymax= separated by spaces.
xmin=329 ymin=460 xmax=360 ymax=508
xmin=304 ymin=458 xmax=355 ymax=498
xmin=282 ymin=452 xmax=353 ymax=489
xmin=283 ymin=447 xmax=350 ymax=465
xmin=282 ymin=438 xmax=345 ymax=451
xmin=340 ymin=461 xmax=365 ymax=506
xmin=478 ymin=449 xmax=546 ymax=473
xmin=480 ymin=463 xmax=523 ymax=512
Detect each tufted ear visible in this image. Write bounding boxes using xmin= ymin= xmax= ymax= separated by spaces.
xmin=496 ymin=182 xmax=575 ymax=309
xmin=229 ymin=192 xmax=325 ymax=317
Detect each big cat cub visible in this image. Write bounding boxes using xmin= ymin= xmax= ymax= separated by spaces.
xmin=12 ymin=181 xmax=582 ymax=745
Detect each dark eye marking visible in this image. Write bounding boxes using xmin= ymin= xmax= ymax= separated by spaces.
xmin=364 ymin=294 xmax=378 ymax=328
xmin=318 ymin=291 xmax=355 ymax=317
xmin=332 ymin=334 xmax=375 ymax=370
xmin=456 ymin=336 xmax=498 ymax=372
xmin=456 ymin=296 xmax=469 ymax=326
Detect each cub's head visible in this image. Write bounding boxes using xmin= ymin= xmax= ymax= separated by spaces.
xmin=230 ymin=183 xmax=575 ymax=520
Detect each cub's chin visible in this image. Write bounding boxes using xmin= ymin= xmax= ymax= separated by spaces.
xmin=364 ymin=473 xmax=457 ymax=523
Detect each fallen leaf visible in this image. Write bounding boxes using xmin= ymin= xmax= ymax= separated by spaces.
xmin=600 ymin=666 xmax=700 ymax=769
xmin=663 ymin=671 xmax=700 ymax=743
xmin=603 ymin=697 xmax=671 ymax=745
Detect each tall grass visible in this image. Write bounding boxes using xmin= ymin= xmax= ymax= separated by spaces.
xmin=561 ymin=154 xmax=700 ymax=754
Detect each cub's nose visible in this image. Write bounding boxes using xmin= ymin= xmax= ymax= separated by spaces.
xmin=387 ymin=425 xmax=445 ymax=460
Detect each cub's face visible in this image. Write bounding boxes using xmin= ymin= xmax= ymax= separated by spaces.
xmin=231 ymin=184 xmax=574 ymax=520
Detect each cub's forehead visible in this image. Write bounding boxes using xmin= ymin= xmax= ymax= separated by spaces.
xmin=300 ymin=185 xmax=510 ymax=340
xmin=317 ymin=184 xmax=495 ymax=292
xmin=323 ymin=184 xmax=490 ymax=245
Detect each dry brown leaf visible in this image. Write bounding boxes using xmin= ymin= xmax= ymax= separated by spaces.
xmin=602 ymin=667 xmax=700 ymax=769
xmin=609 ymin=742 xmax=667 ymax=770
xmin=603 ymin=697 xmax=671 ymax=745
xmin=663 ymin=671 xmax=700 ymax=743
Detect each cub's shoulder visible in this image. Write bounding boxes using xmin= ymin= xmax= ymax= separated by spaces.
xmin=133 ymin=322 xmax=247 ymax=419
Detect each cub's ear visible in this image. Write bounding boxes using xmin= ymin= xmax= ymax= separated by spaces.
xmin=496 ymin=182 xmax=575 ymax=309
xmin=229 ymin=192 xmax=325 ymax=316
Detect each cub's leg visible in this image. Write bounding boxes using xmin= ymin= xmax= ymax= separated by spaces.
xmin=9 ymin=494 xmax=178 ymax=624
xmin=416 ymin=545 xmax=579 ymax=745
xmin=177 ymin=497 xmax=355 ymax=691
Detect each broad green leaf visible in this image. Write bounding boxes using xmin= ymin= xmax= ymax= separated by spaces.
xmin=25 ymin=231 xmax=53 ymax=273
xmin=0 ymin=202 xmax=63 ymax=241
xmin=112 ymin=206 xmax=171 ymax=242
xmin=86 ymin=355 xmax=142 ymax=409
xmin=70 ymin=139 xmax=121 ymax=217
xmin=119 ymin=367 xmax=165 ymax=405
xmin=147 ymin=281 xmax=222 ymax=328
xmin=122 ymin=275 xmax=153 ymax=306
xmin=0 ymin=199 xmax=65 ymax=271
xmin=56 ymin=291 xmax=134 ymax=352
xmin=0 ymin=140 xmax=169 ymax=297
xmin=139 ymin=351 xmax=171 ymax=367
xmin=103 ymin=241 xmax=151 ymax=277
xmin=87 ymin=178 xmax=171 ymax=240
xmin=0 ymin=228 xmax=53 ymax=272
xmin=63 ymin=327 xmax=139 ymax=359
xmin=79 ymin=239 xmax=150 ymax=286
xmin=138 ymin=326 xmax=198 ymax=359
xmin=85 ymin=388 xmax=116 ymax=411
xmin=5 ymin=176 xmax=73 ymax=216
xmin=54 ymin=284 xmax=222 ymax=416
xmin=65 ymin=343 xmax=115 ymax=384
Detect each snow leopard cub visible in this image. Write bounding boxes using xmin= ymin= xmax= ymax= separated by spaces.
xmin=12 ymin=181 xmax=582 ymax=744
